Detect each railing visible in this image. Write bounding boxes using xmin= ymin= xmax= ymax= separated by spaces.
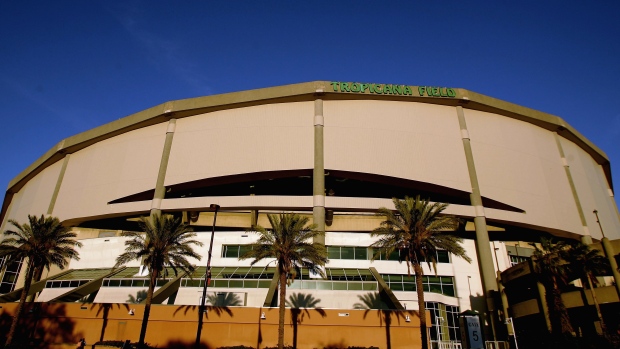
xmin=431 ymin=340 xmax=462 ymax=349
xmin=485 ymin=341 xmax=509 ymax=349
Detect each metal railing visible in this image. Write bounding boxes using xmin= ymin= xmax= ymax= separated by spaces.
xmin=431 ymin=340 xmax=462 ymax=349
xmin=485 ymin=341 xmax=509 ymax=349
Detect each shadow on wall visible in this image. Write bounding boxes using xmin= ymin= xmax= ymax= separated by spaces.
xmin=0 ymin=303 xmax=82 ymax=348
xmin=91 ymin=303 xmax=131 ymax=343
xmin=354 ymin=292 xmax=420 ymax=349
xmin=287 ymin=292 xmax=327 ymax=349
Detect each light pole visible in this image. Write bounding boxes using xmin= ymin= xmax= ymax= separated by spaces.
xmin=195 ymin=204 xmax=220 ymax=349
xmin=467 ymin=276 xmax=472 ymax=297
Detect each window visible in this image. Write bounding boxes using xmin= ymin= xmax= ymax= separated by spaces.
xmin=327 ymin=246 xmax=368 ymax=260
xmin=368 ymin=248 xmax=450 ymax=263
xmin=0 ymin=256 xmax=24 ymax=294
xmin=222 ymin=245 xmax=254 ymax=258
xmin=509 ymin=255 xmax=530 ymax=267
xmin=426 ymin=302 xmax=461 ymax=341
xmin=380 ymin=274 xmax=455 ymax=297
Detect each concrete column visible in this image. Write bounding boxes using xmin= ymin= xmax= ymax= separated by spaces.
xmin=553 ymin=133 xmax=592 ymax=244
xmin=456 ymin=107 xmax=498 ymax=294
xmin=600 ymin=237 xmax=620 ymax=298
xmin=537 ymin=281 xmax=552 ymax=332
xmin=313 ymin=97 xmax=325 ymax=244
xmin=47 ymin=154 xmax=71 ymax=215
xmin=150 ymin=119 xmax=177 ymax=218
xmin=456 ymin=106 xmax=498 ymax=340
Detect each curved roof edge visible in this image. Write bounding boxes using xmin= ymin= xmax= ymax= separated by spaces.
xmin=4 ymin=81 xmax=613 ymax=197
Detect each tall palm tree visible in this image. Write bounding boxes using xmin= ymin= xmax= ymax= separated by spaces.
xmin=529 ymin=237 xmax=573 ymax=335
xmin=0 ymin=214 xmax=82 ymax=349
xmin=239 ymin=213 xmax=327 ymax=349
xmin=114 ymin=214 xmax=202 ymax=349
xmin=371 ymin=196 xmax=471 ymax=349
xmin=565 ymin=242 xmax=610 ymax=336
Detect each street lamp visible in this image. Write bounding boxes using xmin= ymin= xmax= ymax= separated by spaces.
xmin=195 ymin=204 xmax=220 ymax=349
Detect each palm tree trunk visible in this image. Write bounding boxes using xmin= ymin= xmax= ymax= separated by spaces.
xmin=413 ymin=263 xmax=428 ymax=349
xmin=5 ymin=259 xmax=35 ymax=348
xmin=278 ymin=271 xmax=287 ymax=349
xmin=26 ymin=266 xmax=43 ymax=303
xmin=586 ymin=274 xmax=606 ymax=335
xmin=138 ymin=268 xmax=158 ymax=348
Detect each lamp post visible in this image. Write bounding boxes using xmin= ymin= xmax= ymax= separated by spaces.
xmin=195 ymin=204 xmax=220 ymax=349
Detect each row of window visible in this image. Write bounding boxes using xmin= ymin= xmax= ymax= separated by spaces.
xmin=0 ymin=256 xmax=24 ymax=294
xmin=223 ymin=245 xmax=450 ymax=263
xmin=45 ymin=279 xmax=90 ymax=289
xmin=381 ymin=275 xmax=456 ymax=297
xmin=101 ymin=278 xmax=169 ymax=288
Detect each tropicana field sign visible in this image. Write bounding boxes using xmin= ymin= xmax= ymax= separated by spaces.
xmin=330 ymin=82 xmax=456 ymax=98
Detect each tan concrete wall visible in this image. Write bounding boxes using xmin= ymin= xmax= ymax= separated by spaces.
xmin=0 ymin=302 xmax=426 ymax=349
xmin=464 ymin=108 xmax=584 ymax=235
xmin=560 ymin=138 xmax=620 ymax=239
xmin=51 ymin=122 xmax=167 ymax=221
xmin=165 ymin=102 xmax=314 ymax=186
xmin=323 ymin=100 xmax=471 ymax=192
xmin=2 ymin=159 xmax=63 ymax=227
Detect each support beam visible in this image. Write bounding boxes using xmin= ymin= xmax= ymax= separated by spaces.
xmin=369 ymin=267 xmax=404 ymax=310
xmin=150 ymin=118 xmax=176 ymax=218
xmin=47 ymin=154 xmax=70 ymax=215
xmin=456 ymin=106 xmax=498 ymax=341
xmin=263 ymin=269 xmax=280 ymax=308
xmin=148 ymin=269 xmax=188 ymax=304
xmin=50 ymin=267 xmax=127 ymax=303
xmin=554 ymin=132 xmax=592 ymax=244
xmin=0 ymin=269 xmax=73 ymax=303
xmin=313 ymin=97 xmax=325 ymax=244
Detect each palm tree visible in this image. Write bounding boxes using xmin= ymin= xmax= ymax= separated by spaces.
xmin=565 ymin=242 xmax=610 ymax=336
xmin=239 ymin=213 xmax=327 ymax=349
xmin=371 ymin=196 xmax=471 ymax=349
xmin=114 ymin=214 xmax=202 ymax=349
xmin=0 ymin=214 xmax=82 ymax=348
xmin=529 ymin=237 xmax=573 ymax=335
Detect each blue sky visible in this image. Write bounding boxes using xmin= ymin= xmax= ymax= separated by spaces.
xmin=1 ymin=1 xmax=618 ymax=208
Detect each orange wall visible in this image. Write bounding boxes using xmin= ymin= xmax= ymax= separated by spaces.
xmin=0 ymin=303 xmax=427 ymax=349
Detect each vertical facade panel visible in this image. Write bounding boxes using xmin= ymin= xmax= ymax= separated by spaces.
xmin=560 ymin=138 xmax=620 ymax=239
xmin=324 ymin=100 xmax=471 ymax=192
xmin=165 ymin=102 xmax=314 ymax=186
xmin=464 ymin=109 xmax=582 ymax=234
xmin=52 ymin=123 xmax=168 ymax=221
xmin=2 ymin=159 xmax=64 ymax=226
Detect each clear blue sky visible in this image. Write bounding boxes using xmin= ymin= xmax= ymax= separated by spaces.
xmin=1 ymin=1 xmax=618 ymax=209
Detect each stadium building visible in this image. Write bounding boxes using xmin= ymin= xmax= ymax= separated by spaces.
xmin=1 ymin=81 xmax=619 ymax=344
